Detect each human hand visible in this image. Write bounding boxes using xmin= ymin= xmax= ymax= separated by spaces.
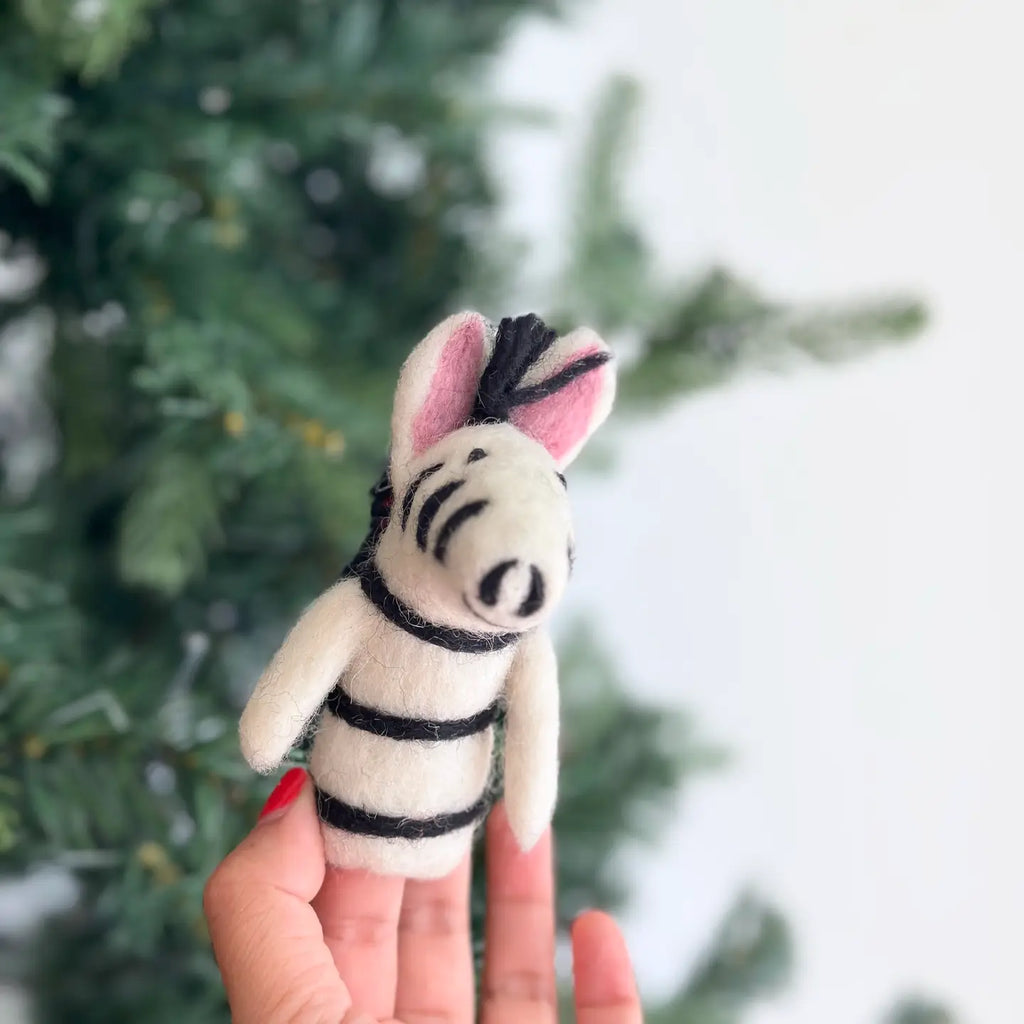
xmin=203 ymin=767 xmax=642 ymax=1024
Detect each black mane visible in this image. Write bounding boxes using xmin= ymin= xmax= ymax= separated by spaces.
xmin=468 ymin=314 xmax=559 ymax=423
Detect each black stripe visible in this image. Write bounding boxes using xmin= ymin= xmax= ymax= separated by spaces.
xmin=357 ymin=560 xmax=519 ymax=653
xmin=433 ymin=499 xmax=488 ymax=563
xmin=479 ymin=560 xmax=516 ymax=607
xmin=416 ymin=479 xmax=465 ymax=550
xmin=510 ymin=351 xmax=612 ymax=408
xmin=401 ymin=463 xmax=443 ymax=530
xmin=325 ymin=686 xmax=500 ymax=740
xmin=315 ymin=787 xmax=490 ymax=839
xmin=517 ymin=565 xmax=545 ymax=617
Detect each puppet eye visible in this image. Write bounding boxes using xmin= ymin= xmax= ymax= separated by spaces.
xmin=555 ymin=472 xmax=567 ymax=488
xmin=467 ymin=448 xmax=488 ymax=463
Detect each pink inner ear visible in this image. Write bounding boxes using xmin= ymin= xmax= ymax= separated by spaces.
xmin=411 ymin=318 xmax=485 ymax=455
xmin=510 ymin=345 xmax=605 ymax=464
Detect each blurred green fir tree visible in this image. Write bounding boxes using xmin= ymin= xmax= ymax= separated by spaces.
xmin=881 ymin=997 xmax=958 ymax=1024
xmin=0 ymin=2 xmax=926 ymax=1022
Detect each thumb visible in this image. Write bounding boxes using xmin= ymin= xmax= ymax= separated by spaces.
xmin=204 ymin=768 xmax=351 ymax=1024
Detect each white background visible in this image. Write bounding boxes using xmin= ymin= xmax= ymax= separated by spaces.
xmin=493 ymin=2 xmax=1024 ymax=1022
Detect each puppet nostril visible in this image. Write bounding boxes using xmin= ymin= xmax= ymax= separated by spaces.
xmin=516 ymin=565 xmax=545 ymax=617
xmin=479 ymin=560 xmax=517 ymax=607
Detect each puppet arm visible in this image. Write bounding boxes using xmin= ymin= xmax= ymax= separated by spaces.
xmin=502 ymin=627 xmax=560 ymax=851
xmin=239 ymin=577 xmax=366 ymax=773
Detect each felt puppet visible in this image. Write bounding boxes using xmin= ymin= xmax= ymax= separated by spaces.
xmin=239 ymin=312 xmax=616 ymax=879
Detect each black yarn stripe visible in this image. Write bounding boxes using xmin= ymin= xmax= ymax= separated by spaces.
xmin=401 ymin=462 xmax=443 ymax=531
xmin=340 ymin=467 xmax=392 ymax=579
xmin=504 ymin=315 xmax=558 ymax=393
xmin=357 ymin=560 xmax=519 ymax=653
xmin=510 ymin=350 xmax=612 ymax=408
xmin=415 ymin=479 xmax=464 ymax=550
xmin=315 ymin=787 xmax=490 ymax=840
xmin=325 ymin=685 xmax=500 ymax=741
xmin=433 ymin=499 xmax=488 ymax=563
xmin=470 ymin=314 xmax=558 ymax=423
xmin=517 ymin=565 xmax=545 ymax=617
xmin=478 ymin=559 xmax=515 ymax=607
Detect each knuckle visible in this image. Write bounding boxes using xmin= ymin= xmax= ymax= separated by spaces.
xmin=325 ymin=912 xmax=394 ymax=948
xmin=399 ymin=897 xmax=466 ymax=937
xmin=486 ymin=968 xmax=554 ymax=1005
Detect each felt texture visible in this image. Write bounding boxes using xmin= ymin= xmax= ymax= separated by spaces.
xmin=321 ymin=819 xmax=478 ymax=880
xmin=390 ymin=311 xmax=492 ymax=490
xmin=509 ymin=327 xmax=616 ymax=469
xmin=411 ymin=316 xmax=485 ymax=455
xmin=239 ymin=312 xmax=616 ymax=878
xmin=325 ymin=685 xmax=500 ymax=740
xmin=239 ymin=579 xmax=371 ymax=774
xmin=503 ymin=627 xmax=560 ymax=851
xmin=309 ymin=713 xmax=495 ymax=821
xmin=314 ymin=786 xmax=491 ymax=839
xmin=357 ymin=555 xmax=519 ymax=652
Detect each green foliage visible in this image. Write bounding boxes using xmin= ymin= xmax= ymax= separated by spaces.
xmin=557 ymin=78 xmax=926 ymax=409
xmin=0 ymin=3 xmax=925 ymax=1022
xmin=618 ymin=269 xmax=926 ymax=409
xmin=18 ymin=0 xmax=163 ymax=81
xmin=117 ymin=452 xmax=222 ymax=596
xmin=558 ymin=75 xmax=651 ymax=332
xmin=881 ymin=997 xmax=958 ymax=1024
xmin=551 ymin=621 xmax=726 ymax=920
xmin=648 ymin=893 xmax=791 ymax=1024
xmin=0 ymin=73 xmax=68 ymax=201
xmin=642 ymin=893 xmax=790 ymax=1024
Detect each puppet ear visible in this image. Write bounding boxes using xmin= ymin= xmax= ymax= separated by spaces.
xmin=509 ymin=327 xmax=616 ymax=468
xmin=390 ymin=312 xmax=492 ymax=484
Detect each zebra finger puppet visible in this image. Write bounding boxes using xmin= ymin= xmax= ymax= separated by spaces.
xmin=239 ymin=312 xmax=616 ymax=878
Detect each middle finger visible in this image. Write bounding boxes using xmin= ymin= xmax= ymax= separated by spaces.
xmin=394 ymin=852 xmax=474 ymax=1024
xmin=313 ymin=866 xmax=405 ymax=1020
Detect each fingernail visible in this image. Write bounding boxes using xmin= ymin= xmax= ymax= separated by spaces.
xmin=258 ymin=767 xmax=306 ymax=820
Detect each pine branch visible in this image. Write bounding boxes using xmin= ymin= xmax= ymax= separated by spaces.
xmin=18 ymin=0 xmax=162 ymax=81
xmin=117 ymin=452 xmax=222 ymax=597
xmin=0 ymin=71 xmax=68 ymax=200
xmin=618 ymin=267 xmax=926 ymax=410
xmin=646 ymin=891 xmax=792 ymax=1024
xmin=881 ymin=996 xmax=959 ymax=1024
xmin=551 ymin=621 xmax=724 ymax=921
xmin=558 ymin=74 xmax=653 ymax=332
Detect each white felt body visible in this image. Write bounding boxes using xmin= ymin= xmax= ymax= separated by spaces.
xmin=239 ymin=311 xmax=615 ymax=879
xmin=310 ymin=577 xmax=514 ymax=877
xmin=240 ymin=573 xmax=556 ymax=878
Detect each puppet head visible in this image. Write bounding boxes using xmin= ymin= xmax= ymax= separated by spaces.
xmin=375 ymin=312 xmax=616 ymax=633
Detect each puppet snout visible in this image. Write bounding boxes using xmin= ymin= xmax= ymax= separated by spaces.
xmin=476 ymin=559 xmax=546 ymax=620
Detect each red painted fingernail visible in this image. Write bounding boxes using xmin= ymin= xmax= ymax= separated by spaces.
xmin=259 ymin=767 xmax=306 ymax=820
